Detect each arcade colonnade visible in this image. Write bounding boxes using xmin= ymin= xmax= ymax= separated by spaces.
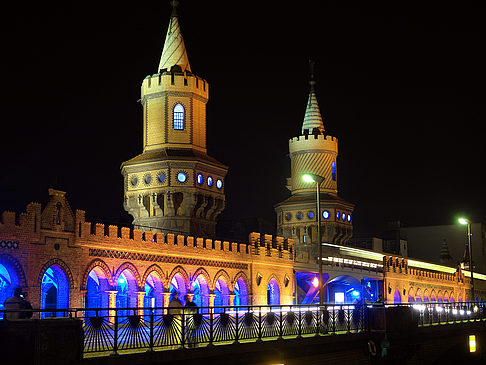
xmin=0 ymin=191 xmax=295 ymax=313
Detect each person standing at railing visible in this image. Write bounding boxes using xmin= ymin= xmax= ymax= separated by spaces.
xmin=3 ymin=287 xmax=33 ymax=320
xmin=184 ymin=295 xmax=198 ymax=348
xmin=168 ymin=293 xmax=183 ymax=348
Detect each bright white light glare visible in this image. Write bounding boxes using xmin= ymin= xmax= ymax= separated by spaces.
xmin=435 ymin=306 xmax=443 ymax=312
xmin=466 ymin=310 xmax=472 ymax=316
xmin=458 ymin=218 xmax=469 ymax=225
xmin=118 ymin=277 xmax=125 ymax=284
xmin=312 ymin=277 xmax=319 ymax=288
xmin=302 ymin=174 xmax=316 ymax=183
xmin=335 ymin=292 xmax=345 ymax=304
xmin=474 ymin=306 xmax=478 ymax=313
xmin=452 ymin=309 xmax=458 ymax=315
xmin=460 ymin=310 xmax=465 ymax=316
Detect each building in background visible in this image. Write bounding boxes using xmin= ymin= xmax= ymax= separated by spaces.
xmin=404 ymin=223 xmax=486 ymax=274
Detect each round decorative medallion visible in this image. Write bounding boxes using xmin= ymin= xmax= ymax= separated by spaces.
xmin=177 ymin=172 xmax=187 ymax=183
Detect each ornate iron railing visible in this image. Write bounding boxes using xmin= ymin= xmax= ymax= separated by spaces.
xmin=2 ymin=302 xmax=486 ymax=355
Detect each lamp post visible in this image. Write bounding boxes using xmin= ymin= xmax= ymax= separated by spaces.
xmin=458 ymin=217 xmax=474 ymax=302
xmin=302 ymin=173 xmax=325 ymax=306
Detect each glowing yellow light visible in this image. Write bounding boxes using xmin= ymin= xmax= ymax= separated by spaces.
xmin=312 ymin=277 xmax=319 ymax=288
xmin=469 ymin=335 xmax=476 ymax=352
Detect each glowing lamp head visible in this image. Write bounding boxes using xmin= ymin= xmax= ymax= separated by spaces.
xmin=352 ymin=290 xmax=360 ymax=298
xmin=458 ymin=217 xmax=470 ymax=225
xmin=118 ymin=277 xmax=125 ymax=284
xmin=312 ymin=277 xmax=319 ymax=288
xmin=302 ymin=174 xmax=316 ymax=183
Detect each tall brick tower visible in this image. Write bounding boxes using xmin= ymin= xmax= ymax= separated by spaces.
xmin=275 ymin=62 xmax=354 ymax=263
xmin=121 ymin=1 xmax=228 ymax=237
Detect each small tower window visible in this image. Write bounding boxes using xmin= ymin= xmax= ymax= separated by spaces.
xmin=332 ymin=161 xmax=336 ymax=181
xmin=173 ymin=103 xmax=185 ymax=130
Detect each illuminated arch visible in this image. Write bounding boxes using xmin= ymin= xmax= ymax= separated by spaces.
xmin=407 ymin=287 xmax=415 ymax=302
xmin=168 ymin=266 xmax=189 ymax=305
xmin=81 ymin=259 xmax=113 ymax=290
xmin=394 ymin=288 xmax=402 ymax=303
xmin=266 ymin=275 xmax=281 ymax=306
xmin=168 ymin=266 xmax=190 ymax=291
xmin=415 ymin=288 xmax=422 ymax=302
xmin=0 ymin=254 xmax=27 ymax=314
xmin=191 ymin=267 xmax=211 ymax=288
xmin=212 ymin=269 xmax=232 ymax=291
xmin=142 ymin=264 xmax=166 ymax=287
xmin=191 ymin=268 xmax=211 ymax=308
xmin=114 ymin=262 xmax=142 ymax=289
xmin=423 ymin=289 xmax=430 ymax=302
xmin=233 ymin=272 xmax=250 ymax=306
xmin=0 ymin=254 xmax=27 ymax=287
xmin=443 ymin=290 xmax=449 ymax=303
xmin=37 ymin=258 xmax=74 ymax=289
xmin=142 ymin=265 xmax=165 ymax=313
xmin=437 ymin=290 xmax=443 ymax=302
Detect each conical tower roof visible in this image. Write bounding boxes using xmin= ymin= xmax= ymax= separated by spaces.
xmin=439 ymin=238 xmax=453 ymax=266
xmin=158 ymin=1 xmax=191 ymax=73
xmin=301 ymin=60 xmax=325 ymax=135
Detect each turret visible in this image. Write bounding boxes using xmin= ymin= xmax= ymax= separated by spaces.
xmin=275 ymin=61 xmax=354 ymax=258
xmin=121 ymin=1 xmax=228 ymax=237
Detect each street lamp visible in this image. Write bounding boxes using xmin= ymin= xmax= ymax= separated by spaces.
xmin=458 ymin=217 xmax=474 ymax=302
xmin=302 ymin=173 xmax=325 ymax=306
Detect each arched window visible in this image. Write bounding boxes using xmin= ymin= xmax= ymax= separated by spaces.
xmin=173 ymin=103 xmax=185 ymax=130
xmin=332 ymin=161 xmax=336 ymax=181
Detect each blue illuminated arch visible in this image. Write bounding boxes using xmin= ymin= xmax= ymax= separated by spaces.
xmin=41 ymin=265 xmax=70 ymax=318
xmin=173 ymin=103 xmax=185 ymax=130
xmin=214 ymin=277 xmax=230 ymax=312
xmin=0 ymin=260 xmax=21 ymax=318
xmin=267 ymin=278 xmax=280 ymax=306
xmin=234 ymin=277 xmax=249 ymax=306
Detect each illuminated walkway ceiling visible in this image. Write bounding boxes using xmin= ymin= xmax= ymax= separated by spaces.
xmin=322 ymin=242 xmax=486 ymax=280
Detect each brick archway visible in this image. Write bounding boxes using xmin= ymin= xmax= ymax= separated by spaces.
xmin=142 ymin=264 xmax=166 ymax=289
xmin=213 ymin=269 xmax=232 ymax=291
xmin=0 ymin=254 xmax=27 ymax=288
xmin=114 ymin=262 xmax=142 ymax=289
xmin=37 ymin=258 xmax=74 ymax=289
xmin=168 ymin=265 xmax=190 ymax=292
xmin=81 ymin=259 xmax=113 ymax=290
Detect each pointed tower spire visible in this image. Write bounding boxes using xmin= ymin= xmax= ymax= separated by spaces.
xmin=302 ymin=60 xmax=325 ymax=135
xmin=158 ymin=0 xmax=191 ymax=73
xmin=439 ymin=238 xmax=454 ymax=266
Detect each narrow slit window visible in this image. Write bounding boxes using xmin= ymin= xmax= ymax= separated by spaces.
xmin=173 ymin=103 xmax=185 ymax=130
xmin=332 ymin=161 xmax=336 ymax=181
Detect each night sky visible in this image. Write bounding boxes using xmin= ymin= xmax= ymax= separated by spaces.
xmin=1 ymin=2 xmax=484 ymax=239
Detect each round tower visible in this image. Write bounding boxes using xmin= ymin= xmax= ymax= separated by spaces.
xmin=275 ymin=62 xmax=354 ymax=262
xmin=121 ymin=1 xmax=228 ymax=237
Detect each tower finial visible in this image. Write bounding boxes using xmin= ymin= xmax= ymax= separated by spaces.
xmin=170 ymin=0 xmax=179 ymax=16
xmin=158 ymin=0 xmax=191 ymax=73
xmin=309 ymin=59 xmax=316 ymax=89
xmin=302 ymin=60 xmax=324 ymax=134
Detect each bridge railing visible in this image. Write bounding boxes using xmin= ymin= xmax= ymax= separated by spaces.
xmin=1 ymin=304 xmax=364 ymax=354
xmin=391 ymin=301 xmax=486 ymax=326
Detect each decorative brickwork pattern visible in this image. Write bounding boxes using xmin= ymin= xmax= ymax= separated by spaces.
xmin=89 ymin=248 xmax=248 ymax=270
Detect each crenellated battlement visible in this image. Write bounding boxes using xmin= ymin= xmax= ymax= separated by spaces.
xmin=141 ymin=68 xmax=208 ymax=100
xmin=0 ymin=202 xmax=42 ymax=234
xmin=289 ymin=133 xmax=338 ymax=155
xmin=72 ymin=211 xmax=294 ymax=261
